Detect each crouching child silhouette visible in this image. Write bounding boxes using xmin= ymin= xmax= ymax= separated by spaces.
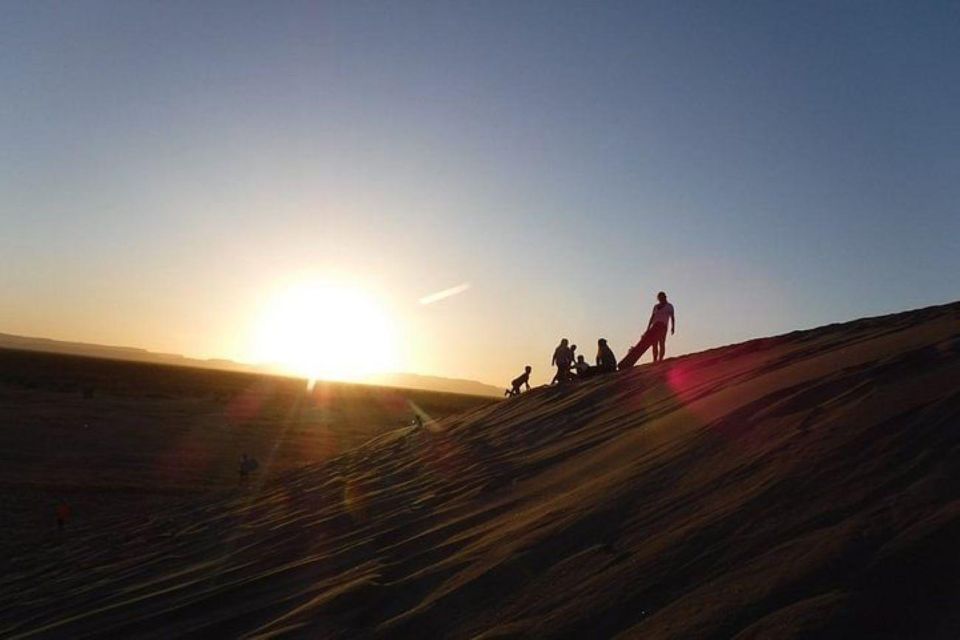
xmin=506 ymin=366 xmax=532 ymax=396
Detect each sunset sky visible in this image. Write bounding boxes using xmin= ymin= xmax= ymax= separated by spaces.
xmin=3 ymin=2 xmax=959 ymax=386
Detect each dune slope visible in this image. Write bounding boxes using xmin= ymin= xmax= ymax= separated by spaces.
xmin=3 ymin=302 xmax=959 ymax=639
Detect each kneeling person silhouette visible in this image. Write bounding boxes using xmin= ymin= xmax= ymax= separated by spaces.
xmin=505 ymin=366 xmax=532 ymax=396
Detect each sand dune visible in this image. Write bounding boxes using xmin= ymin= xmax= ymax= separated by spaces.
xmin=0 ymin=352 xmax=489 ymax=554
xmin=3 ymin=302 xmax=959 ymax=638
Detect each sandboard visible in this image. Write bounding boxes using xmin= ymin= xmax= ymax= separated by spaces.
xmin=618 ymin=330 xmax=656 ymax=370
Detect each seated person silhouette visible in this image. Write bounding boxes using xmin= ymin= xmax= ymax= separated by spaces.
xmin=596 ymin=338 xmax=617 ymax=374
xmin=505 ymin=366 xmax=533 ymax=396
xmin=574 ymin=355 xmax=591 ymax=378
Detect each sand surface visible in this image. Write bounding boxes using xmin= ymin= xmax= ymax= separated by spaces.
xmin=0 ymin=352 xmax=489 ymax=553
xmin=3 ymin=302 xmax=959 ymax=638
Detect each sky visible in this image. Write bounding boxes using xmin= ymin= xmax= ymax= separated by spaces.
xmin=2 ymin=1 xmax=958 ymax=386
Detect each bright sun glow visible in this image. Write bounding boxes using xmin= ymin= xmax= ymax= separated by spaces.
xmin=250 ymin=278 xmax=398 ymax=382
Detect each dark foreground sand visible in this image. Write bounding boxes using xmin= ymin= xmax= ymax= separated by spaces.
xmin=0 ymin=353 xmax=489 ymax=552
xmin=3 ymin=302 xmax=959 ymax=638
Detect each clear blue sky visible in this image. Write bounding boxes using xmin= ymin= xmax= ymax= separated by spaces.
xmin=2 ymin=1 xmax=958 ymax=385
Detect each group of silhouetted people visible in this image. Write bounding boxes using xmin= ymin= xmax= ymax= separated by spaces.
xmin=549 ymin=337 xmax=619 ymax=384
xmin=505 ymin=291 xmax=677 ymax=396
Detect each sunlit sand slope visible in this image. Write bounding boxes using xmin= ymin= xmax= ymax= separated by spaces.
xmin=3 ymin=302 xmax=959 ymax=638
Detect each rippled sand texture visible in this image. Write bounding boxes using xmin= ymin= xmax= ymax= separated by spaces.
xmin=3 ymin=302 xmax=959 ymax=638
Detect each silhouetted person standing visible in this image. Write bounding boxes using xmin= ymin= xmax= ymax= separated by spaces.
xmin=564 ymin=344 xmax=580 ymax=380
xmin=648 ymin=291 xmax=676 ymax=363
xmin=596 ymin=338 xmax=617 ymax=373
xmin=618 ymin=292 xmax=677 ymax=370
xmin=551 ymin=338 xmax=573 ymax=384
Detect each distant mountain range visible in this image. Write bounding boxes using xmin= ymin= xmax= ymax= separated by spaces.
xmin=361 ymin=372 xmax=502 ymax=398
xmin=0 ymin=332 xmax=502 ymax=397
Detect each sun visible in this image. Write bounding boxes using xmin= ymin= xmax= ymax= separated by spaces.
xmin=249 ymin=278 xmax=398 ymax=382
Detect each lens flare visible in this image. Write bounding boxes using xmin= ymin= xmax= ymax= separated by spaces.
xmin=418 ymin=282 xmax=471 ymax=305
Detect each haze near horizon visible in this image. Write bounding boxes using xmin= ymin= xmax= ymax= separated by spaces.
xmin=3 ymin=1 xmax=958 ymax=386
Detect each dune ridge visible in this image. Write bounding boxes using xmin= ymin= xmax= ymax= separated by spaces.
xmin=3 ymin=302 xmax=959 ymax=638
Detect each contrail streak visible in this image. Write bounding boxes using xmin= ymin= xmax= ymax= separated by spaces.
xmin=419 ymin=282 xmax=471 ymax=305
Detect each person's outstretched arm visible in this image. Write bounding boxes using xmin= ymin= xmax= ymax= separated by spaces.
xmin=671 ymin=308 xmax=676 ymax=335
xmin=647 ymin=310 xmax=656 ymax=330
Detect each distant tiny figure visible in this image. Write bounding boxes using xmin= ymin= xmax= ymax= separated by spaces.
xmin=551 ymin=338 xmax=573 ymax=384
xmin=240 ymin=454 xmax=250 ymax=483
xmin=56 ymin=499 xmax=72 ymax=531
xmin=413 ymin=414 xmax=424 ymax=429
xmin=506 ymin=366 xmax=533 ymax=396
xmin=596 ymin=338 xmax=618 ymax=374
xmin=574 ymin=355 xmax=590 ymax=378
xmin=239 ymin=453 xmax=259 ymax=484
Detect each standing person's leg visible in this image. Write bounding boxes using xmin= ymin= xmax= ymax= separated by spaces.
xmin=651 ymin=323 xmax=667 ymax=363
xmin=659 ymin=322 xmax=669 ymax=362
